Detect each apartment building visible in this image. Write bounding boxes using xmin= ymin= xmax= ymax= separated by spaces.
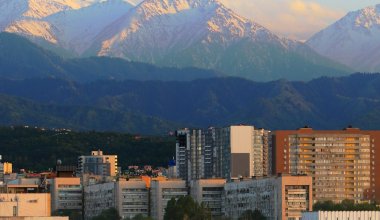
xmin=190 ymin=179 xmax=226 ymax=218
xmin=273 ymin=127 xmax=380 ymax=203
xmin=50 ymin=177 xmax=82 ymax=212
xmin=302 ymin=211 xmax=380 ymax=220
xmin=223 ymin=175 xmax=313 ymax=220
xmin=150 ymin=179 xmax=188 ymax=220
xmin=116 ymin=179 xmax=149 ymax=219
xmin=78 ymin=150 xmax=118 ymax=177
xmin=0 ymin=193 xmax=51 ymax=217
xmin=0 ymin=162 xmax=12 ymax=182
xmin=176 ymin=125 xmax=271 ymax=182
xmin=84 ymin=178 xmax=149 ymax=220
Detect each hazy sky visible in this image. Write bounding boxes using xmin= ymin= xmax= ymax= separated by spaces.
xmin=129 ymin=0 xmax=380 ymax=40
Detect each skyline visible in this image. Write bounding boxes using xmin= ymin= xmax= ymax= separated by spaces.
xmin=130 ymin=0 xmax=380 ymax=40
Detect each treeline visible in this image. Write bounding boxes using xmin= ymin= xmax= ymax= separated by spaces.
xmin=0 ymin=126 xmax=175 ymax=172
xmin=314 ymin=200 xmax=380 ymax=211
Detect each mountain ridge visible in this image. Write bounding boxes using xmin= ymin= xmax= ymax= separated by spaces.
xmin=1 ymin=73 xmax=380 ymax=134
xmin=0 ymin=0 xmax=351 ymax=81
xmin=307 ymin=4 xmax=380 ymax=72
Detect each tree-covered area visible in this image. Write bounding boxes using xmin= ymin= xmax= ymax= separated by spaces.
xmin=313 ymin=200 xmax=380 ymax=211
xmin=0 ymin=126 xmax=175 ymax=172
xmin=164 ymin=196 xmax=211 ymax=220
xmin=238 ymin=210 xmax=266 ymax=220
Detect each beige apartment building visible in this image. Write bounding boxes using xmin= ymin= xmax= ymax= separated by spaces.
xmin=150 ymin=179 xmax=188 ymax=220
xmin=0 ymin=193 xmax=51 ymax=217
xmin=78 ymin=150 xmax=118 ymax=177
xmin=50 ymin=177 xmax=82 ymax=212
xmin=273 ymin=127 xmax=377 ymax=203
xmin=223 ymin=175 xmax=313 ymax=220
xmin=190 ymin=179 xmax=226 ymax=218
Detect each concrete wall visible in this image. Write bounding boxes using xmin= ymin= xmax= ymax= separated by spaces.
xmin=0 ymin=194 xmax=50 ymax=217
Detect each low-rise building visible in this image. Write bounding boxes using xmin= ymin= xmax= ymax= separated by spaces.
xmin=302 ymin=211 xmax=380 ymax=220
xmin=190 ymin=179 xmax=226 ymax=218
xmin=0 ymin=193 xmax=51 ymax=217
xmin=223 ymin=175 xmax=313 ymax=220
xmin=150 ymin=179 xmax=188 ymax=220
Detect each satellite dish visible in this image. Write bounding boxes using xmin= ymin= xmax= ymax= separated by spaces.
xmin=57 ymin=159 xmax=62 ymax=165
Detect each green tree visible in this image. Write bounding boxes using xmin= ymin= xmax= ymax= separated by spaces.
xmin=238 ymin=209 xmax=266 ymax=220
xmin=92 ymin=208 xmax=121 ymax=220
xmin=124 ymin=214 xmax=152 ymax=220
xmin=52 ymin=210 xmax=82 ymax=220
xmin=313 ymin=200 xmax=380 ymax=211
xmin=164 ymin=196 xmax=211 ymax=220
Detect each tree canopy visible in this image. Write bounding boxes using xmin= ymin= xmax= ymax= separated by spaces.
xmin=164 ymin=196 xmax=211 ymax=220
xmin=238 ymin=209 xmax=266 ymax=220
xmin=313 ymin=200 xmax=380 ymax=211
xmin=92 ymin=208 xmax=121 ymax=220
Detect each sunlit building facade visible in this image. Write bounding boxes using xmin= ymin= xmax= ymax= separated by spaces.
xmin=273 ymin=127 xmax=380 ymax=203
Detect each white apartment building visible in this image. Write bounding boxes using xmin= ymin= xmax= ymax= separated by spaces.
xmin=84 ymin=178 xmax=149 ymax=220
xmin=190 ymin=179 xmax=226 ymax=218
xmin=223 ymin=175 xmax=313 ymax=220
xmin=150 ymin=179 xmax=187 ymax=220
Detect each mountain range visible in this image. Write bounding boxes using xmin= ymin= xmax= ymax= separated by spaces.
xmin=307 ymin=4 xmax=380 ymax=73
xmin=1 ymin=74 xmax=380 ymax=134
xmin=0 ymin=0 xmax=351 ymax=81
xmin=0 ymin=32 xmax=221 ymax=82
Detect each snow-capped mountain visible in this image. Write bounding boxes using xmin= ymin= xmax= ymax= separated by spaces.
xmin=0 ymin=0 xmax=350 ymax=81
xmin=307 ymin=4 xmax=380 ymax=72
xmin=1 ymin=0 xmax=134 ymax=53
xmin=94 ymin=0 xmax=282 ymax=58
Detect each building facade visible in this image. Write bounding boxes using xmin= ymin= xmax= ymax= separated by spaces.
xmin=223 ymin=175 xmax=313 ymax=220
xmin=50 ymin=178 xmax=82 ymax=213
xmin=273 ymin=127 xmax=380 ymax=203
xmin=0 ymin=162 xmax=12 ymax=182
xmin=0 ymin=193 xmax=51 ymax=217
xmin=78 ymin=150 xmax=118 ymax=177
xmin=190 ymin=179 xmax=226 ymax=218
xmin=302 ymin=211 xmax=380 ymax=220
xmin=150 ymin=179 xmax=188 ymax=220
xmin=84 ymin=178 xmax=149 ymax=220
xmin=176 ymin=125 xmax=271 ymax=182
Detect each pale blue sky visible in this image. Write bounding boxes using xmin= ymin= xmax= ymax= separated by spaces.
xmin=317 ymin=0 xmax=378 ymax=11
xmin=130 ymin=0 xmax=380 ymax=40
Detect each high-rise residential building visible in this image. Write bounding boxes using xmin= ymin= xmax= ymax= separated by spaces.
xmin=150 ymin=179 xmax=188 ymax=220
xmin=50 ymin=177 xmax=82 ymax=213
xmin=176 ymin=125 xmax=271 ymax=182
xmin=273 ymin=127 xmax=380 ymax=203
xmin=223 ymin=175 xmax=313 ymax=220
xmin=78 ymin=150 xmax=118 ymax=177
xmin=190 ymin=179 xmax=226 ymax=218
xmin=84 ymin=178 xmax=149 ymax=220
